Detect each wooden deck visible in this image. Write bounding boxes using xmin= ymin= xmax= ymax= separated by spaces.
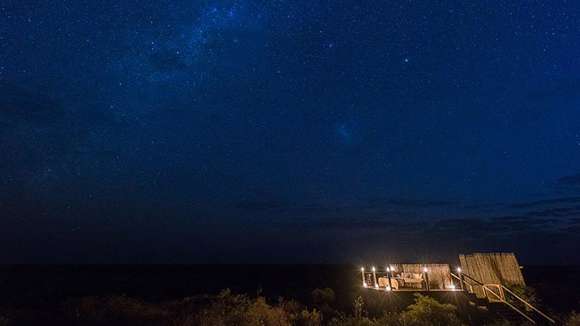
xmin=360 ymin=264 xmax=457 ymax=292
xmin=359 ymin=253 xmax=556 ymax=325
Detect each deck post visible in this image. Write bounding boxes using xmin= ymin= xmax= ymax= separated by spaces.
xmin=372 ymin=267 xmax=378 ymax=288
xmin=498 ymin=284 xmax=505 ymax=301
xmin=457 ymin=267 xmax=464 ymax=291
xmin=360 ymin=267 xmax=366 ymax=287
xmin=423 ymin=267 xmax=430 ymax=291
xmin=386 ymin=266 xmax=393 ymax=290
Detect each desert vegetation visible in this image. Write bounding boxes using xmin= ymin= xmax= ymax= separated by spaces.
xmin=2 ymin=287 xmax=578 ymax=325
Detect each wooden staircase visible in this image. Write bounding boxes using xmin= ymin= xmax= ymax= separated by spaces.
xmin=452 ymin=272 xmax=556 ymax=325
xmin=488 ymin=301 xmax=530 ymax=324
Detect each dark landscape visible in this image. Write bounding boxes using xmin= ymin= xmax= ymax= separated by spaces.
xmin=1 ymin=264 xmax=579 ymax=325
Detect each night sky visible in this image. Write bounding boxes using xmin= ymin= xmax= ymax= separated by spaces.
xmin=2 ymin=1 xmax=580 ymax=264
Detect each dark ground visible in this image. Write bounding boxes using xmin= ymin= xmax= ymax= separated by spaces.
xmin=0 ymin=265 xmax=579 ymax=316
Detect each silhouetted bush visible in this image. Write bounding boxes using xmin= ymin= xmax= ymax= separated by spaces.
xmin=312 ymin=288 xmax=337 ymax=320
xmin=482 ymin=320 xmax=512 ymax=326
xmin=189 ymin=289 xmax=321 ymax=326
xmin=12 ymin=288 xmax=570 ymax=325
xmin=62 ymin=294 xmax=168 ymax=324
xmin=326 ymin=293 xmax=465 ymax=326
xmin=279 ymin=298 xmax=322 ymax=326
xmin=564 ymin=311 xmax=580 ymax=326
xmin=312 ymin=288 xmax=335 ymax=307
xmin=0 ymin=315 xmax=9 ymax=326
xmin=399 ymin=294 xmax=463 ymax=326
xmin=508 ymin=286 xmax=540 ymax=307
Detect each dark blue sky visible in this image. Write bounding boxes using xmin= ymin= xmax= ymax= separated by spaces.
xmin=1 ymin=0 xmax=580 ymax=264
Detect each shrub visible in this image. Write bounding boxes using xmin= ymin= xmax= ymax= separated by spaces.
xmin=278 ymin=298 xmax=321 ymax=326
xmin=192 ymin=289 xmax=291 ymax=326
xmin=62 ymin=294 xmax=168 ymax=323
xmin=192 ymin=289 xmax=251 ymax=325
xmin=0 ymin=315 xmax=9 ymax=326
xmin=326 ymin=316 xmax=377 ymax=326
xmin=324 ymin=297 xmax=401 ymax=326
xmin=353 ymin=296 xmax=365 ymax=320
xmin=508 ymin=286 xmax=540 ymax=307
xmin=295 ymin=309 xmax=322 ymax=326
xmin=312 ymin=288 xmax=336 ymax=306
xmin=564 ymin=311 xmax=580 ymax=326
xmin=246 ymin=297 xmax=290 ymax=326
xmin=399 ymin=294 xmax=463 ymax=326
xmin=312 ymin=288 xmax=338 ymax=320
xmin=374 ymin=312 xmax=402 ymax=326
xmin=483 ymin=320 xmax=512 ymax=326
xmin=327 ymin=314 xmax=401 ymax=326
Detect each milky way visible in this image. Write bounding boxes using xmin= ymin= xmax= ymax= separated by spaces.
xmin=1 ymin=1 xmax=580 ymax=263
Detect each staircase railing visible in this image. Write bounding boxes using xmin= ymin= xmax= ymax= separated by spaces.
xmin=483 ymin=284 xmax=536 ymax=324
xmin=453 ymin=272 xmax=555 ymax=325
xmin=500 ymin=284 xmax=556 ymax=324
xmin=450 ymin=272 xmax=472 ymax=293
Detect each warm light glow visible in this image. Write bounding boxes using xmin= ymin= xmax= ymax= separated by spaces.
xmin=372 ymin=266 xmax=376 ymax=272
xmin=375 ymin=284 xmax=379 ymax=289
xmin=390 ymin=266 xmax=395 ymax=272
xmin=386 ymin=286 xmax=392 ymax=291
xmin=386 ymin=266 xmax=390 ymax=272
xmin=363 ymin=282 xmax=367 ymax=287
xmin=456 ymin=267 xmax=462 ymax=273
xmin=449 ymin=284 xmax=456 ymax=290
xmin=423 ymin=267 xmax=428 ymax=273
xmin=361 ymin=267 xmax=364 ymax=272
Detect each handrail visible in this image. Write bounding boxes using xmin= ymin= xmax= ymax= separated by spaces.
xmin=482 ymin=284 xmax=536 ymax=324
xmin=456 ymin=272 xmax=485 ymax=293
xmin=461 ymin=272 xmax=485 ymax=286
xmin=483 ymin=283 xmax=504 ymax=301
xmin=450 ymin=272 xmax=472 ymax=293
xmin=461 ymin=273 xmax=555 ymax=325
xmin=450 ymin=272 xmax=461 ymax=282
xmin=500 ymin=284 xmax=555 ymax=324
xmin=461 ymin=273 xmax=487 ymax=295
